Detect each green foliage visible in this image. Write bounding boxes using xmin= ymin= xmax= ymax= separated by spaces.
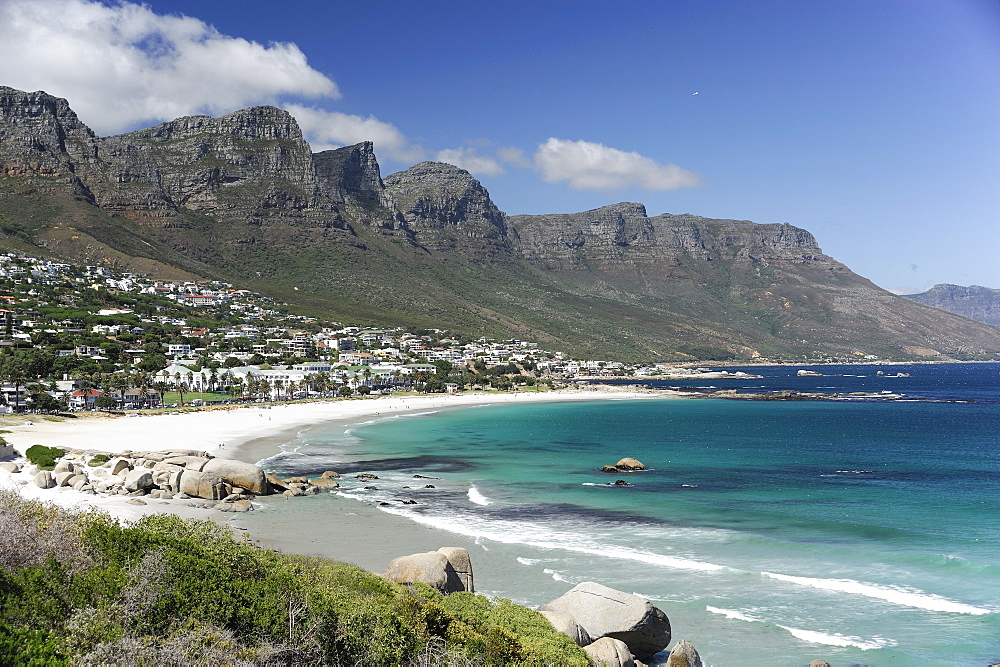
xmin=25 ymin=445 xmax=65 ymax=470
xmin=440 ymin=592 xmax=589 ymax=664
xmin=93 ymin=394 xmax=118 ymax=410
xmin=0 ymin=494 xmax=588 ymax=666
xmin=86 ymin=454 xmax=109 ymax=467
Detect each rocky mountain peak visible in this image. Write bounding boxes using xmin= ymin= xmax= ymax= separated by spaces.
xmin=314 ymin=141 xmax=391 ymax=208
xmin=383 ymin=161 xmax=511 ymax=255
xmin=0 ymin=86 xmax=99 ymax=185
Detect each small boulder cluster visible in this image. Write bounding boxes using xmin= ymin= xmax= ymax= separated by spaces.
xmin=601 ymin=457 xmax=648 ymax=473
xmin=267 ymin=470 xmax=341 ymax=497
xmin=539 ymin=581 xmax=697 ymax=666
xmin=15 ymin=449 xmax=271 ymax=512
xmin=597 ymin=457 xmax=648 ymax=487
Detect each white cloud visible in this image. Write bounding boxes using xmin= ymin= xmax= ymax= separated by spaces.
xmin=0 ymin=0 xmax=337 ymax=135
xmin=285 ymin=105 xmax=425 ymax=163
xmin=434 ymin=148 xmax=505 ymax=176
xmin=534 ymin=138 xmax=702 ymax=191
xmin=497 ymin=146 xmax=531 ymax=168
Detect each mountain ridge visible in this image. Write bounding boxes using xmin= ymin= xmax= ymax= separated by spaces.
xmin=1 ymin=85 xmax=997 ymax=361
xmin=903 ymin=284 xmax=1000 ymax=327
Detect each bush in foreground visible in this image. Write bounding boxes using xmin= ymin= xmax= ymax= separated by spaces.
xmin=0 ymin=491 xmax=587 ymax=665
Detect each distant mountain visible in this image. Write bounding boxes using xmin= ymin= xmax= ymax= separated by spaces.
xmin=1 ymin=85 xmax=998 ymax=361
xmin=902 ymin=284 xmax=1000 ymax=327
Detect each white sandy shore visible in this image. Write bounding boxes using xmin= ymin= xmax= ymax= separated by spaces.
xmin=0 ymin=388 xmax=665 ymax=523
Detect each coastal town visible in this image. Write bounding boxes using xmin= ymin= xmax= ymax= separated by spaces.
xmin=0 ymin=251 xmax=692 ymax=413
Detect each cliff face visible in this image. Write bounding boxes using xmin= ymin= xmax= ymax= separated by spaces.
xmin=383 ymin=161 xmax=513 ymax=258
xmin=903 ymin=284 xmax=1000 ymax=327
xmin=0 ymin=85 xmax=997 ymax=361
xmin=0 ymin=86 xmax=100 ymax=195
xmin=509 ymin=203 xmax=831 ymax=271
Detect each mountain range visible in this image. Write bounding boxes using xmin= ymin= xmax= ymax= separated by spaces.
xmin=1 ymin=85 xmax=997 ymax=362
xmin=903 ymin=284 xmax=1000 ymax=328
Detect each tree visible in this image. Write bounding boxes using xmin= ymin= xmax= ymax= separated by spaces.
xmin=174 ymin=381 xmax=188 ymax=406
xmin=29 ymin=390 xmax=62 ymax=413
xmin=94 ymin=394 xmax=118 ymax=410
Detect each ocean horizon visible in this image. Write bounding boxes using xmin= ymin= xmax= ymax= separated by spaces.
xmin=245 ymin=363 xmax=1000 ymax=666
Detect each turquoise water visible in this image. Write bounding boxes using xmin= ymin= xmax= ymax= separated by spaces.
xmin=254 ymin=364 xmax=1000 ymax=665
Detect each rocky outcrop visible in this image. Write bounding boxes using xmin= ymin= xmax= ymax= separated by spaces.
xmin=314 ymin=142 xmax=394 ymax=210
xmin=0 ymin=86 xmax=100 ymax=195
xmin=16 ymin=448 xmax=271 ymax=507
xmin=383 ymin=547 xmax=474 ymax=594
xmin=602 ymin=458 xmax=647 ymax=473
xmin=667 ymin=639 xmax=703 ymax=667
xmin=102 ymin=106 xmax=344 ymax=229
xmin=583 ymin=637 xmax=635 ymax=666
xmin=510 ymin=204 xmax=828 ymax=270
xmin=539 ymin=581 xmax=671 ymax=660
xmin=383 ymin=161 xmax=514 ymax=258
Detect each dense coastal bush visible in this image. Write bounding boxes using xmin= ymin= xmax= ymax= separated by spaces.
xmin=0 ymin=491 xmax=587 ymax=665
xmin=24 ymin=445 xmax=66 ymax=471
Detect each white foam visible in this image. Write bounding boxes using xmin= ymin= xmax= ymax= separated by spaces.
xmin=516 ymin=557 xmax=559 ymax=566
xmin=378 ymin=506 xmax=727 ymax=573
xmin=777 ymin=625 xmax=896 ymax=650
xmin=468 ymin=486 xmax=492 ymax=506
xmin=706 ymin=605 xmax=760 ymax=623
xmin=762 ymin=572 xmax=992 ymax=615
xmin=707 ymin=607 xmax=896 ymax=650
xmin=543 ymin=568 xmax=569 ymax=582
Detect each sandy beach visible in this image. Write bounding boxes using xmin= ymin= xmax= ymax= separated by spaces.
xmin=0 ymin=387 xmax=663 ymax=528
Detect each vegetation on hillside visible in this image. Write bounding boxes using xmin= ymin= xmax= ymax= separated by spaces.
xmin=0 ymin=491 xmax=587 ymax=665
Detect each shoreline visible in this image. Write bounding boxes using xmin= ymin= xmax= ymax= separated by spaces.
xmin=0 ymin=387 xmax=666 ymax=525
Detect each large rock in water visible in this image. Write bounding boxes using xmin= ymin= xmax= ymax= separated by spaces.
xmin=201 ymin=458 xmax=268 ymax=494
xmin=615 ymin=457 xmax=647 ymax=471
xmin=539 ymin=581 xmax=670 ymax=660
xmin=383 ymin=547 xmax=474 ymax=594
xmin=668 ymin=639 xmax=703 ymax=667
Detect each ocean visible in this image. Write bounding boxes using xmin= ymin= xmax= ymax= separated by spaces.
xmin=246 ymin=363 xmax=1000 ymax=666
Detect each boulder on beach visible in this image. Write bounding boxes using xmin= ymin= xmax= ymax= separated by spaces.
xmin=109 ymin=457 xmax=132 ymax=475
xmin=668 ymin=639 xmax=703 ymax=667
xmin=201 ymin=458 xmax=268 ymax=495
xmin=383 ymin=547 xmax=474 ymax=594
xmin=33 ymin=471 xmax=55 ymax=489
xmin=124 ymin=468 xmax=153 ymax=492
xmin=583 ymin=637 xmax=635 ymax=666
xmin=539 ymin=581 xmax=670 ymax=660
xmin=179 ymin=470 xmax=227 ymax=500
xmin=0 ymin=461 xmax=22 ymax=473
xmin=539 ymin=610 xmax=591 ymax=646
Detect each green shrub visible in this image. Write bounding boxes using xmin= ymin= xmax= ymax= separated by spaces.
xmin=25 ymin=445 xmax=66 ymax=471
xmin=86 ymin=454 xmax=109 ymax=467
xmin=441 ymin=591 xmax=589 ymax=664
xmin=0 ymin=495 xmax=589 ymax=666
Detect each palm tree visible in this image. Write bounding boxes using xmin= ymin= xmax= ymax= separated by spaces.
xmin=174 ymin=380 xmax=188 ymax=406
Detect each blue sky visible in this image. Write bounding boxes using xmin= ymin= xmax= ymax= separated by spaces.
xmin=1 ymin=0 xmax=998 ymax=294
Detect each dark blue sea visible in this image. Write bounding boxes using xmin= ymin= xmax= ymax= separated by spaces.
xmin=253 ymin=363 xmax=1000 ymax=665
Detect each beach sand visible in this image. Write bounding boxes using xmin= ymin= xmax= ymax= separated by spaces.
xmin=0 ymin=388 xmax=664 ymax=556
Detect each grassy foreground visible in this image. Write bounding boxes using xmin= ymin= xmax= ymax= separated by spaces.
xmin=0 ymin=491 xmax=587 ymax=666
